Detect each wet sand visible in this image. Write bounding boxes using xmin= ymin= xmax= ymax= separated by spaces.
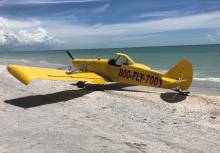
xmin=0 ymin=65 xmax=219 ymax=153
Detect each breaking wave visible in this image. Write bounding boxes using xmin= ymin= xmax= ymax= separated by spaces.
xmin=194 ymin=77 xmax=220 ymax=83
xmin=0 ymin=58 xmax=66 ymax=68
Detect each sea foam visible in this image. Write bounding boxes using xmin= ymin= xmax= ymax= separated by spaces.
xmin=194 ymin=77 xmax=220 ymax=83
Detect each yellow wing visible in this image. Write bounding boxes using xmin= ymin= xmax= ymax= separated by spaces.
xmin=7 ymin=64 xmax=106 ymax=85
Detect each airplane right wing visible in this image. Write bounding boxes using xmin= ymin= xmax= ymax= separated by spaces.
xmin=7 ymin=64 xmax=106 ymax=85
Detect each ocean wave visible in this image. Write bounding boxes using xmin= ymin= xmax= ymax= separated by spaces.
xmin=194 ymin=77 xmax=220 ymax=83
xmin=0 ymin=58 xmax=31 ymax=63
xmin=0 ymin=58 xmax=66 ymax=68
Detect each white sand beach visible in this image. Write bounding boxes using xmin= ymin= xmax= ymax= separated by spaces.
xmin=0 ymin=64 xmax=219 ymax=153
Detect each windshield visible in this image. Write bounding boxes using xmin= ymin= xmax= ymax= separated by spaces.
xmin=108 ymin=55 xmax=128 ymax=66
xmin=115 ymin=56 xmax=128 ymax=66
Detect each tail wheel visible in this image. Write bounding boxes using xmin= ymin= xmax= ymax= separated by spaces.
xmin=76 ymin=81 xmax=86 ymax=88
xmin=173 ymin=88 xmax=190 ymax=96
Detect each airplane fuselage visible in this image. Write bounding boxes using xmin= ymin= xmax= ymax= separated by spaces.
xmin=7 ymin=52 xmax=192 ymax=93
xmin=73 ymin=58 xmax=178 ymax=90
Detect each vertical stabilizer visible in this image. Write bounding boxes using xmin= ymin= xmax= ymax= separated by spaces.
xmin=165 ymin=60 xmax=193 ymax=90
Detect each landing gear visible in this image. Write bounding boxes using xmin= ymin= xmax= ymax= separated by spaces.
xmin=173 ymin=79 xmax=190 ymax=96
xmin=76 ymin=81 xmax=86 ymax=88
xmin=173 ymin=88 xmax=190 ymax=96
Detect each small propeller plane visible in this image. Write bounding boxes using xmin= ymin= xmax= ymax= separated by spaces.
xmin=7 ymin=51 xmax=193 ymax=95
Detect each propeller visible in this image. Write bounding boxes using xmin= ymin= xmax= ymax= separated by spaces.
xmin=65 ymin=50 xmax=77 ymax=74
xmin=66 ymin=50 xmax=74 ymax=60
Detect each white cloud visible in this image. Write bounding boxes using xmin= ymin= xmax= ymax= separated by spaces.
xmin=0 ymin=17 xmax=8 ymax=28
xmin=18 ymin=28 xmax=63 ymax=45
xmin=52 ymin=11 xmax=220 ymax=37
xmin=1 ymin=11 xmax=220 ymax=49
xmin=0 ymin=17 xmax=64 ymax=50
xmin=0 ymin=0 xmax=103 ymax=5
xmin=137 ymin=10 xmax=179 ymax=18
xmin=92 ymin=3 xmax=110 ymax=13
xmin=207 ymin=29 xmax=220 ymax=43
xmin=217 ymin=29 xmax=220 ymax=36
xmin=0 ymin=28 xmax=64 ymax=48
xmin=207 ymin=34 xmax=215 ymax=42
xmin=0 ymin=17 xmax=41 ymax=29
xmin=45 ymin=11 xmax=220 ymax=48
xmin=0 ymin=30 xmax=18 ymax=46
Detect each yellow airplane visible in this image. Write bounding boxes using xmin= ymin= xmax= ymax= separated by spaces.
xmin=7 ymin=51 xmax=193 ymax=95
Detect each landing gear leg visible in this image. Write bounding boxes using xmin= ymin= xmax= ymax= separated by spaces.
xmin=173 ymin=88 xmax=190 ymax=96
xmin=76 ymin=81 xmax=86 ymax=88
xmin=173 ymin=80 xmax=190 ymax=96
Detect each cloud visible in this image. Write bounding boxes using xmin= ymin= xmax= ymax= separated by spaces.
xmin=0 ymin=17 xmax=7 ymax=28
xmin=1 ymin=10 xmax=220 ymax=50
xmin=207 ymin=29 xmax=220 ymax=43
xmin=0 ymin=28 xmax=64 ymax=50
xmin=137 ymin=10 xmax=179 ymax=19
xmin=92 ymin=3 xmax=110 ymax=14
xmin=52 ymin=11 xmax=220 ymax=36
xmin=18 ymin=28 xmax=63 ymax=45
xmin=48 ymin=11 xmax=220 ymax=48
xmin=0 ymin=0 xmax=103 ymax=5
xmin=217 ymin=29 xmax=220 ymax=36
xmin=0 ymin=17 xmax=64 ymax=50
xmin=0 ymin=17 xmax=41 ymax=29
xmin=207 ymin=34 xmax=215 ymax=42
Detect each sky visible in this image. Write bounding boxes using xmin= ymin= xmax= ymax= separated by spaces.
xmin=0 ymin=0 xmax=220 ymax=51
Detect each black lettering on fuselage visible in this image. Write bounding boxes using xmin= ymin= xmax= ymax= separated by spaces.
xmin=140 ymin=73 xmax=145 ymax=82
xmin=118 ymin=69 xmax=123 ymax=76
xmin=118 ymin=68 xmax=163 ymax=87
xmin=135 ymin=72 xmax=139 ymax=82
xmin=132 ymin=72 xmax=138 ymax=80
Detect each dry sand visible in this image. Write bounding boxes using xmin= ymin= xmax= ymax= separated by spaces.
xmin=0 ymin=65 xmax=219 ymax=153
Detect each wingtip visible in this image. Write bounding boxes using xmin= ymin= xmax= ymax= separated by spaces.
xmin=7 ymin=64 xmax=31 ymax=85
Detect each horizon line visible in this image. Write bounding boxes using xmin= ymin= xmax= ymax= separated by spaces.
xmin=1 ymin=43 xmax=220 ymax=52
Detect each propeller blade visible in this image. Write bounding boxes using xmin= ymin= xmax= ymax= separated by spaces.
xmin=66 ymin=50 xmax=74 ymax=60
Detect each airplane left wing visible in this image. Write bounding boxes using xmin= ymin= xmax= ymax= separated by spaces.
xmin=7 ymin=65 xmax=106 ymax=85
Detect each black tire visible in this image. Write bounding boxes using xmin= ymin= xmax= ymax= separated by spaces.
xmin=76 ymin=81 xmax=86 ymax=88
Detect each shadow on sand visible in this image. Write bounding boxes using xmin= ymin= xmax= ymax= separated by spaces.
xmin=160 ymin=92 xmax=187 ymax=103
xmin=4 ymin=83 xmax=136 ymax=108
xmin=5 ymin=83 xmax=187 ymax=108
xmin=5 ymin=89 xmax=93 ymax=108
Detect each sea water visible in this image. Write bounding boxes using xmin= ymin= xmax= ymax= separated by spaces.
xmin=0 ymin=44 xmax=220 ymax=94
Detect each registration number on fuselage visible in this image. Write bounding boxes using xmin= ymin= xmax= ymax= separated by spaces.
xmin=118 ymin=68 xmax=162 ymax=87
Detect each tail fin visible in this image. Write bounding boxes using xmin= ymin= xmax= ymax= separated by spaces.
xmin=165 ymin=60 xmax=193 ymax=90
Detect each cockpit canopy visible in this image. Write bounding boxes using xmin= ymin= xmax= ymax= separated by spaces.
xmin=108 ymin=53 xmax=135 ymax=66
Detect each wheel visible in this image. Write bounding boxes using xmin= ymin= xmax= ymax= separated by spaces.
xmin=173 ymin=87 xmax=190 ymax=96
xmin=76 ymin=81 xmax=86 ymax=88
xmin=179 ymin=91 xmax=190 ymax=96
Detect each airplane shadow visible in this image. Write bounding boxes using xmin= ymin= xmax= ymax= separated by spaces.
xmin=4 ymin=89 xmax=93 ymax=109
xmin=160 ymin=92 xmax=187 ymax=103
xmin=5 ymin=83 xmax=187 ymax=108
xmin=4 ymin=83 xmax=139 ymax=108
xmin=84 ymin=83 xmax=154 ymax=93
